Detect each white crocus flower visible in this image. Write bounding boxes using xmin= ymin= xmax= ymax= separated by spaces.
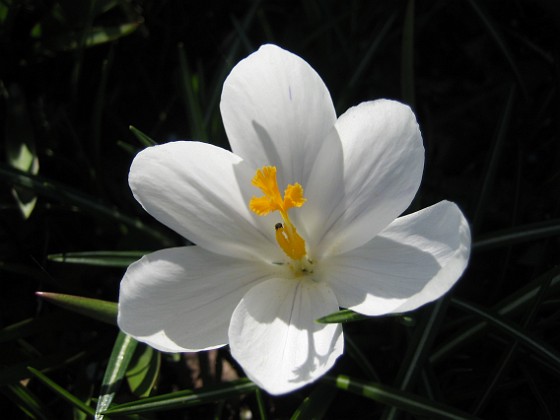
xmin=118 ymin=44 xmax=471 ymax=395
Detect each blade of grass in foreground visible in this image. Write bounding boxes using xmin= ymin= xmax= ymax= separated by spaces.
xmin=36 ymin=292 xmax=117 ymax=326
xmin=431 ymin=266 xmax=560 ymax=363
xmin=451 ymin=298 xmax=560 ymax=370
xmin=317 ymin=309 xmax=368 ymax=323
xmin=381 ymin=299 xmax=449 ymax=420
xmin=48 ymin=250 xmax=146 ymax=267
xmin=95 ymin=332 xmax=138 ymax=419
xmin=27 ymin=367 xmax=95 ymax=417
xmin=323 ymin=375 xmax=478 ymax=419
xmin=290 ymin=383 xmax=337 ymax=420
xmin=254 ymin=388 xmax=268 ymax=420
xmin=102 ymin=379 xmax=257 ymax=415
xmin=126 ymin=344 xmax=161 ymax=398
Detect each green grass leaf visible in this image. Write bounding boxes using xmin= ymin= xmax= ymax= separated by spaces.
xmin=27 ymin=367 xmax=95 ymax=416
xmin=48 ymin=250 xmax=146 ymax=267
xmin=102 ymin=379 xmax=257 ymax=415
xmin=178 ymin=43 xmax=206 ymax=140
xmin=36 ymin=292 xmax=117 ymax=326
xmin=0 ymin=163 xmax=173 ymax=245
xmin=401 ymin=0 xmax=415 ymax=107
xmin=129 ymin=125 xmax=157 ymax=147
xmin=37 ymin=21 xmax=143 ymax=52
xmin=5 ymin=84 xmax=39 ymax=219
xmin=316 ymin=309 xmax=368 ymax=323
xmin=2 ymin=383 xmax=52 ymax=420
xmin=451 ymin=298 xmax=560 ymax=370
xmin=473 ymin=218 xmax=560 ymax=251
xmin=290 ymin=383 xmax=337 ymax=420
xmin=323 ymin=375 xmax=479 ymax=419
xmin=126 ymin=344 xmax=161 ymax=398
xmin=95 ymin=332 xmax=139 ymax=419
xmin=431 ymin=267 xmax=560 ymax=363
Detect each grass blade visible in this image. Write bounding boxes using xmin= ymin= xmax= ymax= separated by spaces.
xmin=472 ymin=85 xmax=516 ymax=232
xmin=323 ymin=375 xmax=478 ymax=419
xmin=451 ymin=298 xmax=560 ymax=370
xmin=27 ymin=367 xmax=95 ymax=416
xmin=401 ymin=0 xmax=415 ymax=108
xmin=95 ymin=332 xmax=138 ymax=419
xmin=0 ymin=163 xmax=172 ymax=245
xmin=102 ymin=378 xmax=257 ymax=415
xmin=431 ymin=267 xmax=560 ymax=363
xmin=48 ymin=250 xmax=146 ymax=267
xmin=129 ymin=125 xmax=157 ymax=147
xmin=36 ymin=292 xmax=117 ymax=326
xmin=178 ymin=43 xmax=206 ymax=140
xmin=473 ymin=218 xmax=560 ymax=251
xmin=126 ymin=344 xmax=161 ymax=398
xmin=466 ymin=0 xmax=527 ymax=97
xmin=290 ymin=383 xmax=337 ymax=420
xmin=317 ymin=309 xmax=368 ymax=323
xmin=2 ymin=383 xmax=51 ymax=420
xmin=382 ymin=299 xmax=448 ymax=419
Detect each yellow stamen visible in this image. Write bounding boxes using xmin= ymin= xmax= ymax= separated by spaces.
xmin=249 ymin=166 xmax=307 ymax=261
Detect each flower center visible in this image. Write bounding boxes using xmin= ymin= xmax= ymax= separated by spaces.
xmin=249 ymin=166 xmax=307 ymax=263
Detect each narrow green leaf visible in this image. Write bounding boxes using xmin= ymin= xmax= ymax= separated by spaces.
xmin=36 ymin=292 xmax=117 ymax=326
xmin=466 ymin=0 xmax=527 ymax=96
xmin=27 ymin=367 xmax=95 ymax=416
xmin=2 ymin=383 xmax=51 ymax=420
xmin=38 ymin=21 xmax=143 ymax=52
xmin=0 ymin=312 xmax=77 ymax=343
xmin=178 ymin=43 xmax=206 ymax=140
xmin=401 ymin=0 xmax=415 ymax=107
xmin=290 ymin=383 xmax=337 ymax=420
xmin=336 ymin=11 xmax=397 ymax=110
xmin=91 ymin=47 xmax=114 ymax=162
xmin=472 ymin=85 xmax=516 ymax=232
xmin=451 ymin=298 xmax=560 ymax=369
xmin=0 ymin=163 xmax=172 ymax=245
xmin=5 ymin=84 xmax=39 ymax=219
xmin=345 ymin=334 xmax=380 ymax=381
xmin=382 ymin=300 xmax=448 ymax=420
xmin=48 ymin=250 xmax=146 ymax=267
xmin=95 ymin=332 xmax=139 ymax=419
xmin=202 ymin=1 xmax=260 ymax=130
xmin=126 ymin=344 xmax=161 ymax=397
xmin=431 ymin=267 xmax=560 ymax=362
xmin=1 ymin=337 xmax=109 ymax=386
xmin=316 ymin=309 xmax=368 ymax=323
xmin=473 ymin=218 xmax=560 ymax=251
xmin=129 ymin=125 xmax=157 ymax=147
xmin=323 ymin=375 xmax=478 ymax=419
xmin=102 ymin=379 xmax=257 ymax=415
xmin=254 ymin=387 xmax=268 ymax=420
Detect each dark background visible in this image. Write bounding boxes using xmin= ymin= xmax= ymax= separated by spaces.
xmin=1 ymin=0 xmax=559 ymax=418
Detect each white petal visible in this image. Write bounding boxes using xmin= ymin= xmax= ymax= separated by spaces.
xmin=316 ymin=100 xmax=424 ymax=257
xmin=129 ymin=141 xmax=281 ymax=261
xmin=322 ymin=201 xmax=470 ymax=315
xmin=220 ymin=44 xmax=337 ymax=189
xmin=118 ymin=246 xmax=273 ymax=352
xmin=229 ymin=277 xmax=343 ymax=395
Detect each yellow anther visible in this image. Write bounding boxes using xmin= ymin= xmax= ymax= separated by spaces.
xmin=275 ymin=224 xmax=307 ymax=260
xmin=284 ymin=183 xmax=306 ymax=209
xmin=249 ymin=165 xmax=308 ymax=262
